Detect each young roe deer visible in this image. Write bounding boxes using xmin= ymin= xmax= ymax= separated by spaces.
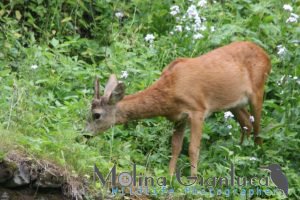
xmin=86 ymin=41 xmax=271 ymax=176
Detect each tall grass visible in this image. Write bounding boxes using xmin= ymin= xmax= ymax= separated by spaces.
xmin=0 ymin=0 xmax=299 ymax=198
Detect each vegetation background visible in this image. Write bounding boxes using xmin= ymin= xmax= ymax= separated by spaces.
xmin=0 ymin=0 xmax=299 ymax=199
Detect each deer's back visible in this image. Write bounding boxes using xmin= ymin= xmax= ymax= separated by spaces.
xmin=160 ymin=41 xmax=271 ymax=114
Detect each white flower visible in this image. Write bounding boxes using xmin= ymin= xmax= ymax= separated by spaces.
xmin=191 ymin=15 xmax=203 ymax=31
xmin=293 ymin=76 xmax=298 ymax=80
xmin=224 ymin=111 xmax=234 ymax=119
xmin=144 ymin=34 xmax=155 ymax=43
xmin=199 ymin=25 xmax=207 ymax=31
xmin=170 ymin=31 xmax=174 ymax=35
xmin=249 ymin=157 xmax=257 ymax=161
xmin=250 ymin=116 xmax=255 ymax=123
xmin=198 ymin=0 xmax=207 ymax=7
xmin=193 ymin=24 xmax=199 ymax=31
xmin=31 ymin=64 xmax=38 ymax=70
xmin=286 ymin=13 xmax=299 ymax=23
xmin=277 ymin=45 xmax=287 ymax=55
xmin=193 ymin=33 xmax=204 ymax=40
xmin=277 ymin=75 xmax=285 ymax=86
xmin=121 ymin=71 xmax=128 ymax=79
xmin=185 ymin=26 xmax=191 ymax=31
xmin=195 ymin=15 xmax=202 ymax=24
xmin=187 ymin=5 xmax=198 ymax=19
xmin=227 ymin=125 xmax=232 ymax=129
xmin=243 ymin=126 xmax=248 ymax=130
xmin=291 ymin=13 xmax=299 ymax=18
xmin=283 ymin=4 xmax=293 ymax=12
xmin=175 ymin=25 xmax=183 ymax=32
xmin=210 ymin=26 xmax=215 ymax=32
xmin=170 ymin=5 xmax=180 ymax=16
xmin=115 ymin=12 xmax=124 ymax=19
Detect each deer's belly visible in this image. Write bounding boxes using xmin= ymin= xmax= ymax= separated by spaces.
xmin=166 ymin=112 xmax=189 ymax=122
xmin=208 ymin=94 xmax=250 ymax=113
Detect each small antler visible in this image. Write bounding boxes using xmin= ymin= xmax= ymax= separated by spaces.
xmin=94 ymin=76 xmax=100 ymax=99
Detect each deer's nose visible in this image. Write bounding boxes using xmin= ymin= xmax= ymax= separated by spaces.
xmin=93 ymin=113 xmax=101 ymax=120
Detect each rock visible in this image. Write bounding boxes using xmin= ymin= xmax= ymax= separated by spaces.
xmin=33 ymin=169 xmax=64 ymax=188
xmin=0 ymin=191 xmax=10 ymax=200
xmin=0 ymin=151 xmax=87 ymax=199
xmin=4 ymin=162 xmax=31 ymax=188
xmin=0 ymin=161 xmax=14 ymax=184
xmin=0 ymin=187 xmax=65 ymax=200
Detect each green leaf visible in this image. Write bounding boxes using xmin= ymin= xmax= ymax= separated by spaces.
xmin=50 ymin=38 xmax=59 ymax=48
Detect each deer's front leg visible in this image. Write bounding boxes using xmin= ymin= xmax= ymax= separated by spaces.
xmin=189 ymin=111 xmax=204 ymax=176
xmin=169 ymin=120 xmax=186 ymax=176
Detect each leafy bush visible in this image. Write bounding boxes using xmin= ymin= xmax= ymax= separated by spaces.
xmin=0 ymin=0 xmax=299 ymax=198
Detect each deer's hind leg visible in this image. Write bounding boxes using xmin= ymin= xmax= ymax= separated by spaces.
xmin=231 ymin=107 xmax=253 ymax=144
xmin=249 ymin=87 xmax=265 ymax=145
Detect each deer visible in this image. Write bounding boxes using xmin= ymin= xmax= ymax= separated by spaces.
xmin=86 ymin=41 xmax=271 ymax=176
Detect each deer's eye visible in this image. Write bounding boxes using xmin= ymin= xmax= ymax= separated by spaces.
xmin=93 ymin=113 xmax=102 ymax=120
xmin=91 ymin=103 xmax=98 ymax=109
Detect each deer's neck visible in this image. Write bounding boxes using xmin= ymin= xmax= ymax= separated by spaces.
xmin=115 ymin=84 xmax=172 ymax=124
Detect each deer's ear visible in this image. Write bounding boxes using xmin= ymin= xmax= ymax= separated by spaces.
xmin=109 ymin=81 xmax=125 ymax=104
xmin=103 ymin=74 xmax=125 ymax=104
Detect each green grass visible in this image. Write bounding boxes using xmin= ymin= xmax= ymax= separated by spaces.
xmin=0 ymin=0 xmax=299 ymax=199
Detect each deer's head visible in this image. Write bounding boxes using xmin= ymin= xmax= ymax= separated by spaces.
xmin=86 ymin=74 xmax=125 ymax=135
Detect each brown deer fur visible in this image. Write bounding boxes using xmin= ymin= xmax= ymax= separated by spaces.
xmin=87 ymin=41 xmax=271 ymax=176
